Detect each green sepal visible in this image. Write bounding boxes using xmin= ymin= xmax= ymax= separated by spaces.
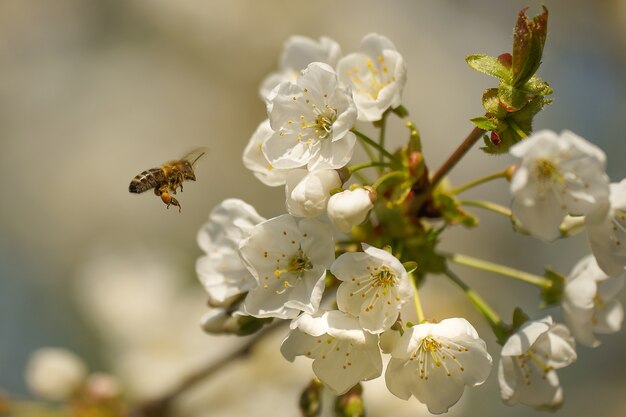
xmin=466 ymin=54 xmax=512 ymax=82
xmin=432 ymin=193 xmax=479 ymax=228
xmin=402 ymin=261 xmax=418 ymax=274
xmin=236 ymin=315 xmax=273 ymax=336
xmin=540 ymin=268 xmax=566 ymax=307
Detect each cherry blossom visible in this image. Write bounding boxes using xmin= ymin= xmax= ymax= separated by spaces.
xmin=264 ymin=62 xmax=357 ymax=171
xmin=331 ymin=244 xmax=412 ymax=333
xmin=337 ymin=33 xmax=407 ymax=121
xmin=259 ymin=35 xmax=342 ymax=99
xmin=385 ymin=318 xmax=492 ymax=414
xmin=280 ymin=310 xmax=382 ymax=394
xmin=586 ymin=179 xmax=626 ymax=276
xmin=243 ymin=119 xmax=290 ymax=187
xmin=498 ymin=316 xmax=576 ymax=410
xmin=25 ymin=348 xmax=88 ymax=401
xmin=509 ymin=130 xmax=610 ymax=241
xmin=239 ymin=214 xmax=335 ymax=319
xmin=562 ymin=255 xmax=624 ymax=347
xmin=196 ymin=199 xmax=265 ymax=305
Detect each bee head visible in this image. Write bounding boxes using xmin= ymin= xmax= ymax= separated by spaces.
xmin=183 ymin=160 xmax=196 ymax=181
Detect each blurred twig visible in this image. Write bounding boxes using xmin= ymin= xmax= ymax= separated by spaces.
xmin=126 ymin=321 xmax=286 ymax=417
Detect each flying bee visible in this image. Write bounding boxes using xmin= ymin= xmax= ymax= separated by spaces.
xmin=129 ymin=148 xmax=207 ymax=212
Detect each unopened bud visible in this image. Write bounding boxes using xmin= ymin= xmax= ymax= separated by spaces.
xmin=334 ymin=384 xmax=364 ymax=417
xmin=497 ymin=53 xmax=512 ymax=68
xmin=299 ymin=379 xmax=323 ymax=417
xmin=327 ymin=188 xmax=375 ymax=233
xmin=84 ymin=373 xmax=121 ymax=402
xmin=490 ymin=131 xmax=501 ymax=146
xmin=25 ymin=348 xmax=88 ymax=401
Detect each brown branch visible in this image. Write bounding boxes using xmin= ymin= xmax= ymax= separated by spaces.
xmin=126 ymin=322 xmax=286 ymax=417
xmin=429 ymin=127 xmax=485 ymax=190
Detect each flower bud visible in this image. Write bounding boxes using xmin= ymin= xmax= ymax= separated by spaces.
xmin=25 ymin=348 xmax=87 ymax=401
xmin=299 ymin=379 xmax=323 ymax=417
xmin=327 ymin=188 xmax=374 ymax=233
xmin=285 ymin=169 xmax=342 ymax=217
xmin=334 ymin=384 xmax=364 ymax=417
xmin=84 ymin=373 xmax=121 ymax=402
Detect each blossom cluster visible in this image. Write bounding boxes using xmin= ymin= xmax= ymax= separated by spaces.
xmin=195 ymin=27 xmax=625 ymax=415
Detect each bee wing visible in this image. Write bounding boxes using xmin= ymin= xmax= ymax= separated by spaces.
xmin=181 ymin=147 xmax=209 ymax=167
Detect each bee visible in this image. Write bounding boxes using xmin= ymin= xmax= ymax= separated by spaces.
xmin=129 ymin=148 xmax=207 ymax=212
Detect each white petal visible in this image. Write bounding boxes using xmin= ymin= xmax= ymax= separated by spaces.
xmin=501 ymin=316 xmax=552 ymax=356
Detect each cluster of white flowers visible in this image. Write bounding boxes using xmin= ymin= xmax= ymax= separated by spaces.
xmin=196 ymin=34 xmax=498 ymax=414
xmin=504 ymin=129 xmax=625 ymax=407
xmin=195 ymin=34 xmax=625 ymax=414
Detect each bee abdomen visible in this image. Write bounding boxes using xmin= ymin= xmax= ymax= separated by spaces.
xmin=129 ymin=168 xmax=165 ymax=193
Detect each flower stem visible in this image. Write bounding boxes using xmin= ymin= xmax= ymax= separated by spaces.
xmin=508 ymin=119 xmax=528 ymax=139
xmin=444 ymin=269 xmax=504 ymax=330
xmin=458 ymin=200 xmax=512 ymax=217
xmin=349 ymin=161 xmax=395 ymax=174
xmin=451 ymin=170 xmax=509 ymax=194
xmin=378 ymin=111 xmax=388 ymax=171
xmin=447 ymin=253 xmax=552 ymax=289
xmin=352 ymin=128 xmax=397 ymax=162
xmin=372 ymin=171 xmax=406 ymax=190
xmin=430 ymin=127 xmax=485 ymax=190
xmin=410 ymin=273 xmax=426 ymax=323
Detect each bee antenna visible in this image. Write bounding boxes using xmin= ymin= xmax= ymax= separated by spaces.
xmin=192 ymin=151 xmax=206 ymax=166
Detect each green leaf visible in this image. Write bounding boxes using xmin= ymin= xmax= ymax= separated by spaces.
xmin=470 ymin=116 xmax=498 ymax=131
xmin=466 ymin=54 xmax=511 ymax=82
xmin=512 ymin=6 xmax=549 ymax=87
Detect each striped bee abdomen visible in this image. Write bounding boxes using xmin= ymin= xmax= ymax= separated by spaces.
xmin=129 ymin=167 xmax=165 ymax=193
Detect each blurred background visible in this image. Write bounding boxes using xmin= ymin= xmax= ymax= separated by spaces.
xmin=1 ymin=0 xmax=625 ymax=416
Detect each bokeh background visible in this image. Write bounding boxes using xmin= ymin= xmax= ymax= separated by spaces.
xmin=1 ymin=0 xmax=625 ymax=416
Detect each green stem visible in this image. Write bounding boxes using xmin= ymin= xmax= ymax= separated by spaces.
xmin=352 ymin=129 xmax=397 ymax=161
xmin=443 ymin=269 xmax=503 ymax=330
xmin=348 ymin=161 xmax=395 ymax=174
xmin=508 ymin=119 xmax=528 ymax=139
xmin=372 ymin=171 xmax=405 ymax=190
xmin=410 ymin=273 xmax=425 ymax=323
xmin=378 ymin=111 xmax=388 ymax=170
xmin=458 ymin=200 xmax=512 ymax=217
xmin=452 ymin=170 xmax=509 ymax=194
xmin=447 ymin=253 xmax=552 ymax=289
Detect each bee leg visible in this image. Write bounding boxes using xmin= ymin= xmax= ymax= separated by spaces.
xmin=160 ymin=190 xmax=182 ymax=213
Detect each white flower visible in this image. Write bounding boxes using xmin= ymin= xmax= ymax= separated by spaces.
xmin=285 ymin=168 xmax=342 ymax=217
xmin=385 ymin=318 xmax=492 ymax=414
xmin=337 ymin=33 xmax=407 ymax=122
xmin=25 ymin=348 xmax=88 ymax=401
xmin=327 ymin=188 xmax=374 ymax=232
xmin=331 ymin=244 xmax=412 ymax=334
xmin=260 ymin=35 xmax=342 ymax=99
xmin=498 ymin=316 xmax=577 ymax=410
xmin=263 ymin=62 xmax=357 ymax=171
xmin=239 ymin=214 xmax=335 ymax=319
xmin=510 ymin=130 xmax=610 ymax=241
xmin=196 ymin=199 xmax=265 ymax=305
xmin=586 ymin=179 xmax=626 ymax=276
xmin=562 ymin=255 xmax=624 ymax=347
xmin=280 ymin=310 xmax=382 ymax=395
xmin=243 ymin=119 xmax=290 ymax=187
